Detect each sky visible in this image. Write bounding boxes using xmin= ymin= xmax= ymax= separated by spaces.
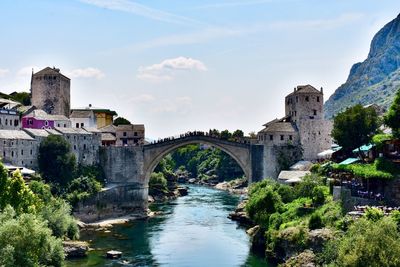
xmin=0 ymin=0 xmax=399 ymax=139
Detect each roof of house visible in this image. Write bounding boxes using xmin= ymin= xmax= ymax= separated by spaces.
xmin=54 ymin=127 xmax=91 ymax=135
xmin=259 ymin=120 xmax=297 ymax=133
xmin=0 ymin=130 xmax=35 ymax=140
xmin=287 ymin=84 xmax=322 ymax=96
xmin=116 ymin=124 xmax=145 ymax=131
xmin=101 ymin=132 xmax=117 ymax=141
xmin=99 ymin=124 xmax=117 ymax=133
xmin=83 ymin=127 xmax=100 ymax=133
xmin=71 ymin=106 xmax=117 ymax=116
xmin=24 ymin=109 xmax=69 ymax=121
xmin=70 ymin=110 xmax=95 ymax=118
xmin=33 ymin=67 xmax=70 ymax=80
xmin=278 ymin=170 xmax=311 ymax=181
xmin=24 ymin=128 xmax=51 ymax=137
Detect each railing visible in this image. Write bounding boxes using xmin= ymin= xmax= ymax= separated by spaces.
xmin=145 ymin=131 xmax=251 ymax=147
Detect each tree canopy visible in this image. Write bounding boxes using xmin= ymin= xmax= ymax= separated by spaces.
xmin=384 ymin=88 xmax=400 ymax=138
xmin=113 ymin=117 xmax=131 ymax=126
xmin=332 ymin=104 xmax=379 ymax=153
xmin=38 ymin=135 xmax=76 ymax=186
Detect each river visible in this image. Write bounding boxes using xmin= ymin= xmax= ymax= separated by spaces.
xmin=66 ymin=185 xmax=271 ymax=267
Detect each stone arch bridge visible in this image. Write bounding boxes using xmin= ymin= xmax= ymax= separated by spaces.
xmin=76 ymin=133 xmax=266 ymax=222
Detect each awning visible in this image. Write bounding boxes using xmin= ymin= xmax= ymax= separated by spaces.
xmin=339 ymin=158 xmax=360 ymax=165
xmin=352 ymin=144 xmax=374 ymax=153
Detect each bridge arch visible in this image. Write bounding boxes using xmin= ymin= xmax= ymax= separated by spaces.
xmin=143 ymin=136 xmax=253 ymax=185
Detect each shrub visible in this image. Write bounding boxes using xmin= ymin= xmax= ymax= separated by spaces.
xmin=391 ymin=210 xmax=400 ymax=230
xmin=276 ymin=184 xmax=296 ymax=203
xmin=364 ymin=207 xmax=384 ymax=222
xmin=294 ymin=174 xmax=323 ymax=198
xmin=276 ymin=226 xmax=309 ymax=248
xmin=309 ymin=212 xmax=324 ymax=230
xmin=245 ymin=185 xmax=283 ymax=222
xmin=269 ymin=213 xmax=283 ymax=230
xmin=39 ymin=198 xmax=79 ymax=240
xmin=149 ymin=172 xmax=168 ymax=195
xmin=312 ymin=186 xmax=326 ymax=206
xmin=335 ymin=217 xmax=400 ymax=266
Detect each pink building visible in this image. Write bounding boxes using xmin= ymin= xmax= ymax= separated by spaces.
xmin=22 ymin=109 xmax=71 ymax=129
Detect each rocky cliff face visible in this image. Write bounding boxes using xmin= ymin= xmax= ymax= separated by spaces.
xmin=324 ymin=13 xmax=400 ymax=119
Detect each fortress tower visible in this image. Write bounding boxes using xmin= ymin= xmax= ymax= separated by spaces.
xmin=285 ymin=85 xmax=331 ymax=160
xmin=31 ymin=67 xmax=70 ymax=117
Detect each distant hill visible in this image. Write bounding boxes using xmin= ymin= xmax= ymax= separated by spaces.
xmin=0 ymin=91 xmax=31 ymax=106
xmin=324 ymin=13 xmax=400 ymax=119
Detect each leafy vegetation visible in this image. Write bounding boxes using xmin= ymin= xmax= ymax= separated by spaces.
xmin=384 ymin=88 xmax=400 ymax=138
xmin=332 ymin=104 xmax=379 ymax=154
xmin=38 ymin=135 xmax=76 ymax=187
xmin=113 ymin=117 xmax=131 ymax=126
xmin=331 ymin=158 xmax=399 ymax=180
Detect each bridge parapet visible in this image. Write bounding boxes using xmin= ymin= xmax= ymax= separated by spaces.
xmin=145 ymin=131 xmax=251 ymax=149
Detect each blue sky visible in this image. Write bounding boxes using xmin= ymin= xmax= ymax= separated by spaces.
xmin=0 ymin=0 xmax=399 ymax=139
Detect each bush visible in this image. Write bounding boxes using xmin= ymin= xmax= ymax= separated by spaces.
xmin=334 ymin=217 xmax=400 ymax=266
xmin=39 ymin=198 xmax=79 ymax=240
xmin=294 ymin=174 xmax=323 ymax=198
xmin=312 ymin=186 xmax=326 ymax=206
xmin=149 ymin=172 xmax=168 ymax=195
xmin=0 ymin=206 xmax=64 ymax=267
xmin=309 ymin=212 xmax=324 ymax=230
xmin=364 ymin=207 xmax=384 ymax=222
xmin=245 ymin=185 xmax=283 ymax=222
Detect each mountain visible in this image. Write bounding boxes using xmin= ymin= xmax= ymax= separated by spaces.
xmin=324 ymin=13 xmax=400 ymax=119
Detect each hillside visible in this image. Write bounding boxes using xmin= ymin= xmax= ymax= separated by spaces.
xmin=324 ymin=13 xmax=400 ymax=119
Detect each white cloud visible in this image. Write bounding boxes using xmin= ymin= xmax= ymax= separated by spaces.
xmin=137 ymin=57 xmax=207 ymax=82
xmin=128 ymin=94 xmax=155 ymax=103
xmin=0 ymin=69 xmax=9 ymax=77
xmin=66 ymin=68 xmax=105 ymax=79
xmin=153 ymin=96 xmax=193 ymax=114
xmin=79 ymin=0 xmax=202 ymax=26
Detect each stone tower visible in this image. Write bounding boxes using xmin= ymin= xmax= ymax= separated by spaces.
xmin=31 ymin=67 xmax=70 ymax=117
xmin=285 ymin=85 xmax=332 ymax=160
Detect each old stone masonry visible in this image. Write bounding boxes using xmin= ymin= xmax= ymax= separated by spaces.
xmin=0 ymin=67 xmax=332 ymax=221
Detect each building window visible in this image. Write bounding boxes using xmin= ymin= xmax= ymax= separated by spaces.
xmin=123 ymin=132 xmax=127 ymax=137
xmin=28 ymin=119 xmax=33 ymax=125
xmin=64 ymin=124 xmax=66 ymax=127
xmin=0 ymin=118 xmax=2 ymax=125
xmin=57 ymin=124 xmax=60 ymax=127
xmin=295 ymin=111 xmax=297 ymax=116
xmin=134 ymin=132 xmax=138 ymax=136
xmin=317 ymin=96 xmax=320 ymax=102
xmin=11 ymin=151 xmax=14 ymax=157
xmin=81 ymin=123 xmax=84 ymax=127
xmin=313 ymin=109 xmax=317 ymax=116
xmin=76 ymin=123 xmax=79 ymax=128
xmin=269 ymin=135 xmax=273 ymax=140
xmin=14 ymin=120 xmax=18 ymax=127
xmin=45 ymin=120 xmax=49 ymax=126
xmin=296 ymin=96 xmax=298 ymax=102
xmin=30 ymin=150 xmax=32 ymax=155
xmin=21 ymin=150 xmax=23 ymax=155
xmin=5 ymin=119 xmax=7 ymax=125
xmin=3 ymin=151 xmax=5 ymax=157
xmin=289 ymin=135 xmax=293 ymax=140
xmin=84 ymin=136 xmax=86 ymax=140
xmin=280 ymin=135 xmax=284 ymax=140
xmin=84 ymin=144 xmax=87 ymax=149
xmin=305 ymin=96 xmax=309 ymax=102
xmin=74 ymin=145 xmax=77 ymax=150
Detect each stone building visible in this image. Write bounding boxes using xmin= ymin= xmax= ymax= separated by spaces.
xmin=31 ymin=67 xmax=70 ymax=117
xmin=22 ymin=109 xmax=71 ymax=129
xmin=0 ymin=98 xmax=22 ymax=130
xmin=0 ymin=130 xmax=37 ymax=169
xmin=115 ymin=124 xmax=145 ymax=146
xmin=258 ymin=85 xmax=332 ymax=162
xmin=70 ymin=105 xmax=117 ymax=129
xmin=54 ymin=127 xmax=101 ymax=165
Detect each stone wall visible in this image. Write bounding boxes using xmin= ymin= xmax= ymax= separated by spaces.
xmin=297 ymin=120 xmax=332 ymax=160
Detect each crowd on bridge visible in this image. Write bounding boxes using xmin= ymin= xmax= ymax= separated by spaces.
xmin=148 ymin=130 xmax=251 ymax=145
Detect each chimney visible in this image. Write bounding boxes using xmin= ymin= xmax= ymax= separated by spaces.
xmin=89 ymin=104 xmax=92 ymax=108
xmin=320 ymin=87 xmax=323 ymax=93
xmin=294 ymin=87 xmax=296 ymax=92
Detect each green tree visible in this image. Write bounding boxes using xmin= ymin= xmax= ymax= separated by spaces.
xmin=332 ymin=104 xmax=379 ymax=154
xmin=113 ymin=116 xmax=131 ymax=126
xmin=38 ymin=135 xmax=76 ymax=186
xmin=0 ymin=206 xmax=64 ymax=267
xmin=9 ymin=92 xmax=31 ymax=106
xmin=384 ymin=88 xmax=400 ymax=138
xmin=232 ymin=129 xmax=244 ymax=139
xmin=220 ymin=130 xmax=232 ymax=140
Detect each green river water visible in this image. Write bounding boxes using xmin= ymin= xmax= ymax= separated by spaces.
xmin=66 ymin=185 xmax=271 ymax=267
